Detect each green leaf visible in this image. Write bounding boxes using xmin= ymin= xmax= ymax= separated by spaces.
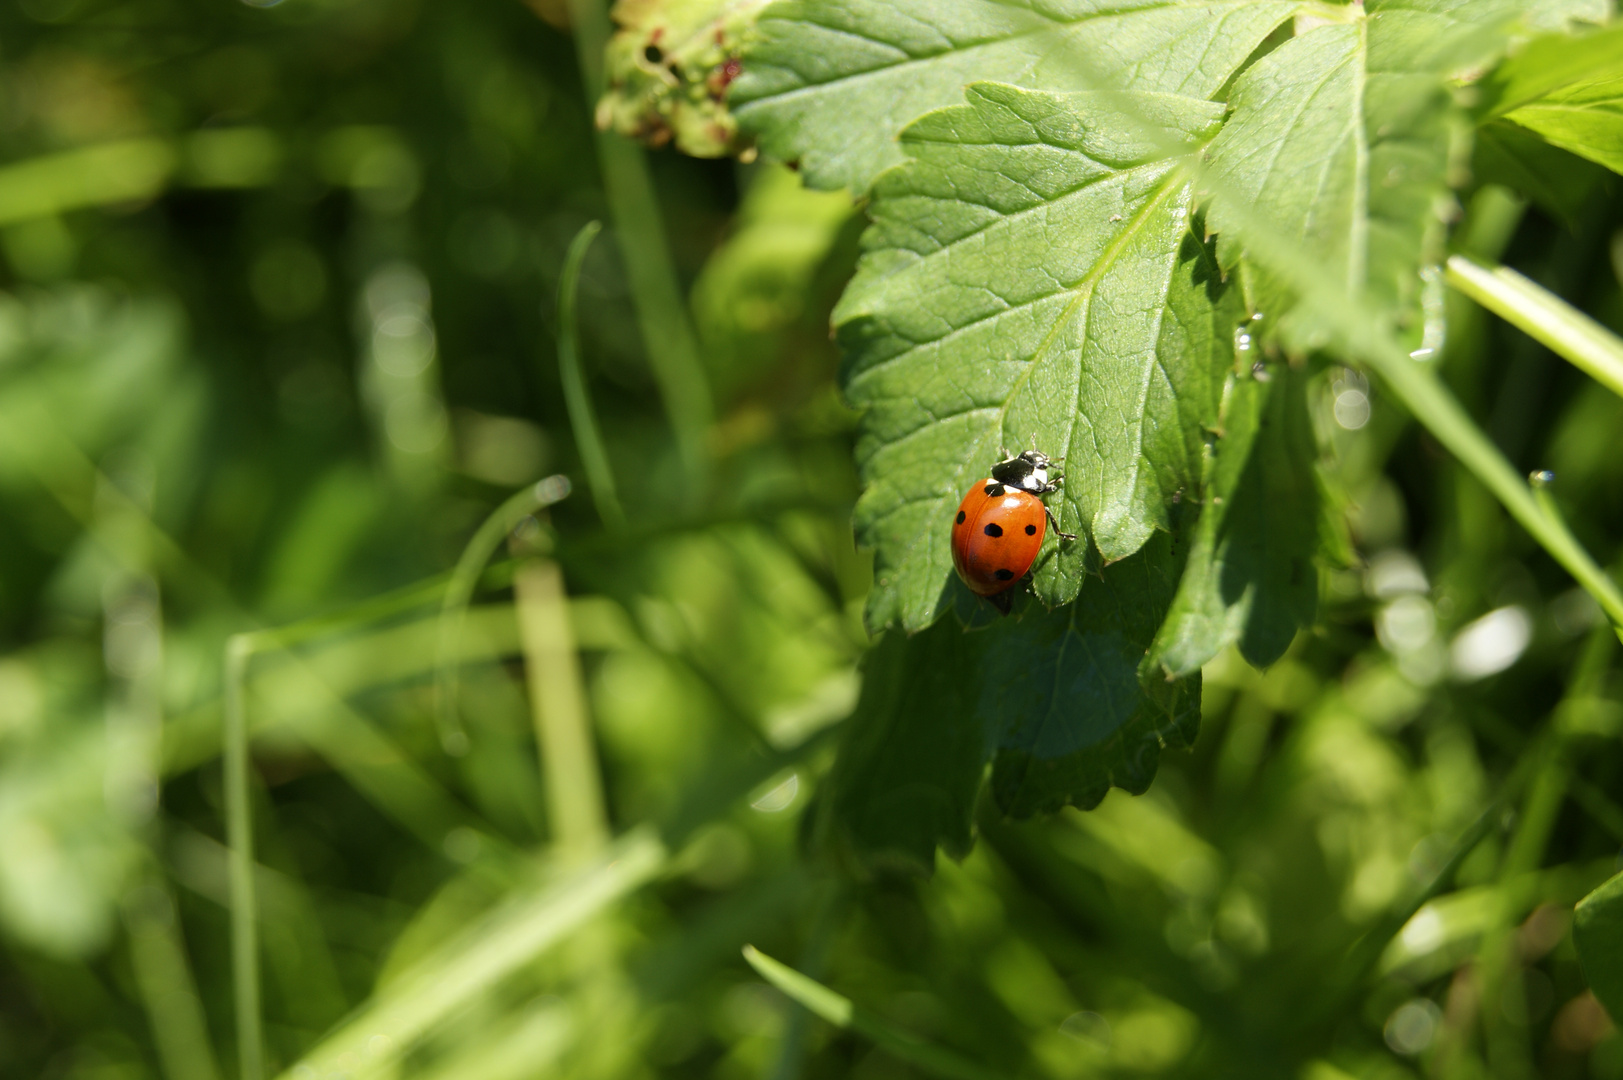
xmin=817 ymin=619 xmax=989 ymax=876
xmin=822 ymin=533 xmax=1197 ymax=869
xmin=1471 ymin=119 xmax=1606 ymax=229
xmin=731 ymin=0 xmax=1295 ymax=193
xmin=1505 ymin=71 xmax=1623 ymax=175
xmin=986 ymin=530 xmax=1199 ymax=816
xmin=838 ymin=84 xmax=1242 ymax=632
xmin=1575 ymin=870 xmax=1623 ymax=1024
xmin=1203 ymin=0 xmax=1605 ymax=341
xmin=1148 ymin=363 xmax=1319 ymax=676
xmin=1480 ymin=20 xmax=1623 ymax=118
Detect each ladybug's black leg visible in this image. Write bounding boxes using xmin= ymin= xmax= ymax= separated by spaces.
xmin=1045 ymin=504 xmax=1077 ymax=541
xmin=986 ymin=591 xmax=1013 ymax=616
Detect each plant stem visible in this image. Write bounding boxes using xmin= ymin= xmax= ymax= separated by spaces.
xmin=434 ymin=476 xmax=572 ymax=754
xmin=124 ymin=874 xmax=222 ymax=1080
xmin=555 ymin=221 xmax=627 ymax=531
xmin=1360 ymin=345 xmax=1623 ymax=639
xmin=223 ymin=635 xmax=264 ymax=1080
xmin=513 ymin=558 xmax=610 ymax=856
xmin=565 ymin=0 xmax=713 ymax=496
xmin=275 ymin=831 xmax=668 ymax=1080
xmin=1445 ymin=254 xmax=1623 ymax=401
xmin=743 ymin=946 xmax=1009 ymax=1080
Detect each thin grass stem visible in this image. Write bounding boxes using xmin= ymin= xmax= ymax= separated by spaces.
xmin=124 ymin=875 xmax=222 ymax=1080
xmin=223 ymin=635 xmax=263 ymax=1080
xmin=564 ymin=0 xmax=713 ymax=496
xmin=434 ymin=476 xmax=572 ymax=754
xmin=742 ymin=946 xmax=1009 ymax=1080
xmin=555 ymin=221 xmax=627 ymax=531
xmin=1445 ymin=254 xmax=1623 ymax=401
xmin=513 ymin=558 xmax=610 ymax=855
xmin=274 ymin=829 xmax=668 ymax=1080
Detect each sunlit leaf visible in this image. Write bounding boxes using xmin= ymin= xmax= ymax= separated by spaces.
xmin=1505 ymin=72 xmax=1623 ymax=176
xmin=732 ymin=0 xmax=1294 ymax=193
xmin=1203 ymin=0 xmax=1606 ymax=344
xmin=837 ymin=84 xmax=1236 ymax=631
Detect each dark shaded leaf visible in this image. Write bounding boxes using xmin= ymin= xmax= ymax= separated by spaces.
xmin=1472 ymin=120 xmax=1608 ymax=230
xmin=1148 ymin=363 xmax=1319 ymax=676
xmin=817 ymin=619 xmax=989 ymax=876
xmin=986 ymin=530 xmax=1198 ymax=816
xmin=1576 ymin=870 xmax=1623 ymax=1023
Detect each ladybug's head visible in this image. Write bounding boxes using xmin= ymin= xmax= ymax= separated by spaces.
xmin=990 ymin=449 xmax=1059 ymax=493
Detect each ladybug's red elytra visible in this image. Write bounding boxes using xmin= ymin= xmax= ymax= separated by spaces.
xmin=950 ymin=449 xmax=1077 ymax=614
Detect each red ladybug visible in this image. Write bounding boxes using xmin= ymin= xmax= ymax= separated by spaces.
xmin=951 ymin=450 xmax=1076 ymax=613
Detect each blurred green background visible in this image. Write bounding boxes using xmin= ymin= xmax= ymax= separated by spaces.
xmin=1 ymin=2 xmax=1622 ymax=1080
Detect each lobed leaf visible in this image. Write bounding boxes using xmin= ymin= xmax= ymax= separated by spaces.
xmin=838 ymin=84 xmax=1240 ymax=632
xmin=1472 ymin=119 xmax=1607 ymax=228
xmin=1148 ymin=363 xmax=1319 ymax=676
xmin=1505 ymin=73 xmax=1623 ymax=175
xmin=818 ymin=620 xmax=989 ymax=876
xmin=1202 ymin=0 xmax=1608 ymax=343
xmin=1482 ymin=11 xmax=1623 ymax=175
xmin=731 ymin=0 xmax=1295 ymax=193
xmin=821 ymin=531 xmax=1198 ymax=869
xmin=986 ymin=530 xmax=1200 ymax=816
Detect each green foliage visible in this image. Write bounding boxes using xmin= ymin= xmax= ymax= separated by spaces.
xmin=985 ymin=531 xmax=1199 ymax=816
xmin=1204 ymin=0 xmax=1604 ymax=345
xmin=1149 ymin=364 xmax=1320 ymax=675
xmin=1578 ymin=871 xmax=1623 ymax=1023
xmin=840 ymin=85 xmax=1233 ymax=628
xmin=824 ymin=536 xmax=1198 ymax=866
xmin=732 ymin=0 xmax=1295 ymax=193
xmin=5 ymin=2 xmax=1623 ymax=1080
xmin=1486 ymin=22 xmax=1623 ymax=173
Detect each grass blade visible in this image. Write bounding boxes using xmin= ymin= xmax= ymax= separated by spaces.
xmin=741 ymin=946 xmax=1010 ymax=1080
xmin=124 ymin=879 xmax=222 ymax=1080
xmin=1445 ymin=254 xmax=1623 ymax=402
xmin=514 ymin=557 xmax=610 ymax=855
xmin=565 ymin=0 xmax=713 ymax=496
xmin=274 ymin=829 xmax=667 ymax=1080
xmin=555 ymin=221 xmax=627 ymax=532
xmin=223 ymin=636 xmax=264 ymax=1080
xmin=434 ymin=476 xmax=571 ymax=754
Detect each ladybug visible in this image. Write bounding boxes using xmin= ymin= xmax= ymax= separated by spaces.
xmin=951 ymin=449 xmax=1076 ymax=614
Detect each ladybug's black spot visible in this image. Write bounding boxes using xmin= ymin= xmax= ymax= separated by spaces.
xmin=1025 ymin=523 xmax=1037 ymax=535
xmin=994 ymin=568 xmax=1015 ymax=581
xmin=983 ymin=523 xmax=1003 ymax=538
xmin=644 ymin=44 xmax=665 ymax=63
xmin=955 ymin=510 xmax=966 ymax=524
xmin=984 ymin=483 xmax=1006 ymax=496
